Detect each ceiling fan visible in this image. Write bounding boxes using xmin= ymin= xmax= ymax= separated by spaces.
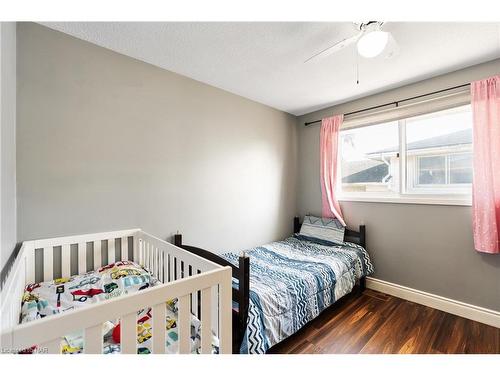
xmin=305 ymin=21 xmax=398 ymax=63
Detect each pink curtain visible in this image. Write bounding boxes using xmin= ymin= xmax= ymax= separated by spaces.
xmin=471 ymin=75 xmax=500 ymax=254
xmin=320 ymin=115 xmax=346 ymax=226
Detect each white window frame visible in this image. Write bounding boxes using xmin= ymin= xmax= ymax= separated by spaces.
xmin=409 ymin=152 xmax=472 ymax=194
xmin=336 ymin=91 xmax=472 ymax=206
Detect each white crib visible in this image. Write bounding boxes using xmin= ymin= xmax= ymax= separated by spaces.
xmin=0 ymin=229 xmax=232 ymax=354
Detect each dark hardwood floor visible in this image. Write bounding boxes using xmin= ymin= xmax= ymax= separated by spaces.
xmin=268 ymin=289 xmax=500 ymax=354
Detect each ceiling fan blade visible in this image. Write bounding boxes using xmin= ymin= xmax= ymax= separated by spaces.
xmin=304 ymin=33 xmax=361 ymax=63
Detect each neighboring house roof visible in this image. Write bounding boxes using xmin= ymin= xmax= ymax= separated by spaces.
xmin=342 ymin=129 xmax=472 ymax=184
xmin=342 ymin=162 xmax=389 ymax=183
xmin=368 ymin=129 xmax=472 ymax=155
xmin=342 ymin=159 xmax=382 ymax=178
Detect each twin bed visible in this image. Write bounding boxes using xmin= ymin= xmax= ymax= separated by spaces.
xmin=175 ymin=216 xmax=374 ymax=353
xmin=0 ymin=217 xmax=373 ymax=354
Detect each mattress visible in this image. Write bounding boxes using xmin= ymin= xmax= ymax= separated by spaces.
xmin=221 ymin=236 xmax=374 ymax=354
xmin=20 ymin=260 xmax=219 ymax=354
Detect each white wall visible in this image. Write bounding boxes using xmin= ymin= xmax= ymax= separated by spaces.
xmin=0 ymin=22 xmax=17 ymax=272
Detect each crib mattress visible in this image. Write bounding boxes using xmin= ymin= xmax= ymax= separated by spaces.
xmin=20 ymin=261 xmax=219 ymax=354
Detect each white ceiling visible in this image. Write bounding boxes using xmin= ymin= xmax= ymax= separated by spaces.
xmin=41 ymin=22 xmax=500 ymax=116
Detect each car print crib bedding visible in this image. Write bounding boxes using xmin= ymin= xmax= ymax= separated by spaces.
xmin=20 ymin=261 xmax=219 ymax=354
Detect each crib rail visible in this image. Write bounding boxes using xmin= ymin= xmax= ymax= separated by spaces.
xmin=2 ymin=267 xmax=232 ymax=354
xmin=135 ymin=232 xmax=223 ymax=333
xmin=0 ymin=242 xmax=30 ymax=336
xmin=136 ymin=231 xmax=222 ymax=281
xmin=0 ymin=229 xmax=232 ymax=354
xmin=29 ymin=228 xmax=140 ymax=284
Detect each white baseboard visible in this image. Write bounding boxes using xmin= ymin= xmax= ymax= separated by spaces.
xmin=366 ymin=277 xmax=500 ymax=329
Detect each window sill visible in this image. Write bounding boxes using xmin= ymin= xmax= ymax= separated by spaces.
xmin=338 ymin=195 xmax=472 ymax=206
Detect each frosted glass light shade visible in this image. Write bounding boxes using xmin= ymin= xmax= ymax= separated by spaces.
xmin=357 ymin=31 xmax=389 ymax=58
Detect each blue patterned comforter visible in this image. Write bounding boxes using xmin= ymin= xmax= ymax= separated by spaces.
xmin=221 ymin=236 xmax=374 ymax=354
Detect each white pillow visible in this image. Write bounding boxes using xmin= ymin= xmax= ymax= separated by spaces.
xmin=299 ymin=215 xmax=345 ymax=245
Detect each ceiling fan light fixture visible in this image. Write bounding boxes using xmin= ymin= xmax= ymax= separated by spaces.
xmin=356 ymin=30 xmax=389 ymax=58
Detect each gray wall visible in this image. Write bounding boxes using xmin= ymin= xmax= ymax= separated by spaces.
xmin=297 ymin=59 xmax=500 ymax=311
xmin=17 ymin=23 xmax=297 ymax=254
xmin=1 ymin=22 xmax=17 ymax=271
xmin=14 ymin=22 xmax=500 ymax=311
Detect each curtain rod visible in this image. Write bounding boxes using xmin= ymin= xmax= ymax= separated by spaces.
xmin=303 ymin=83 xmax=471 ymax=126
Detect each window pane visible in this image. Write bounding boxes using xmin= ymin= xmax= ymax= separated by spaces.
xmin=419 ymin=155 xmax=446 ymax=170
xmin=449 ymin=153 xmax=473 ymax=184
xmin=405 ymin=105 xmax=472 ymax=192
xmin=418 ymin=156 xmax=446 ymax=185
xmin=340 ymin=121 xmax=399 ymax=194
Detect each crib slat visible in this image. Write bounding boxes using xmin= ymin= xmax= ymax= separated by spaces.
xmin=149 ymin=244 xmax=153 ymax=273
xmin=178 ymin=294 xmax=191 ymax=354
xmin=43 ymin=247 xmax=53 ymax=282
xmin=191 ymin=270 xmax=199 ymax=318
xmin=176 ymin=258 xmax=182 ymax=280
xmin=144 ymin=242 xmax=149 ymax=269
xmin=219 ymin=275 xmax=232 ymax=354
xmin=157 ymin=251 xmax=162 ymax=282
xmin=201 ymin=287 xmax=212 ymax=354
xmin=152 ymin=303 xmax=166 ymax=354
xmin=163 ymin=252 xmax=170 ymax=283
xmin=135 ymin=239 xmax=140 ymax=264
xmin=85 ymin=324 xmax=103 ymax=354
xmin=153 ymin=247 xmax=156 ymax=275
xmin=150 ymin=245 xmax=154 ymax=273
xmin=150 ymin=245 xmax=154 ymax=276
xmin=25 ymin=245 xmax=35 ymax=284
xmin=138 ymin=239 xmax=143 ymax=265
xmin=108 ymin=238 xmax=116 ymax=265
xmin=191 ymin=292 xmax=198 ymax=318
xmin=156 ymin=248 xmax=160 ymax=279
xmin=152 ymin=247 xmax=157 ymax=277
xmin=169 ymin=254 xmax=174 ymax=281
xmin=121 ymin=313 xmax=136 ymax=354
xmin=155 ymin=248 xmax=160 ymax=278
xmin=121 ymin=237 xmax=129 ymax=261
xmin=159 ymin=252 xmax=165 ymax=282
xmin=211 ymin=285 xmax=219 ymax=337
xmin=132 ymin=236 xmax=138 ymax=263
xmin=41 ymin=338 xmax=60 ymax=354
xmin=94 ymin=240 xmax=102 ymax=269
xmin=78 ymin=242 xmax=86 ymax=274
xmin=61 ymin=244 xmax=71 ymax=278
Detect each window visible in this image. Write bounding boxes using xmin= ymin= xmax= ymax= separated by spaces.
xmin=449 ymin=153 xmax=473 ymax=184
xmin=405 ymin=105 xmax=472 ymax=194
xmin=338 ymin=104 xmax=472 ymax=205
xmin=340 ymin=121 xmax=399 ymax=195
xmin=414 ymin=153 xmax=472 ymax=187
xmin=417 ymin=156 xmax=446 ymax=185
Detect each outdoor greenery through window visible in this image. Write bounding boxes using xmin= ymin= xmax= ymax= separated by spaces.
xmin=339 ymin=105 xmax=472 ymax=202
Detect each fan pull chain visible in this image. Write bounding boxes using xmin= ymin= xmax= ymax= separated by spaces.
xmin=355 ymin=49 xmax=360 ymax=85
